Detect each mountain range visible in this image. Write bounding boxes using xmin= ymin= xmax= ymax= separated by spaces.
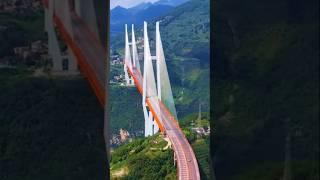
xmin=110 ymin=0 xmax=189 ymax=35
xmin=153 ymin=0 xmax=189 ymax=6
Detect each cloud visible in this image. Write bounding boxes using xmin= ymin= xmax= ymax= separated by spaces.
xmin=110 ymin=0 xmax=159 ymax=9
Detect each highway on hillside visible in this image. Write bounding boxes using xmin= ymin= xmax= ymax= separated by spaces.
xmin=129 ymin=67 xmax=200 ymax=180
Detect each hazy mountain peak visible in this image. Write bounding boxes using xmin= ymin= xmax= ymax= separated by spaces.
xmin=129 ymin=2 xmax=153 ymax=12
xmin=112 ymin=5 xmax=127 ymax=11
xmin=111 ymin=1 xmax=174 ymax=34
xmin=154 ymin=0 xmax=189 ymax=6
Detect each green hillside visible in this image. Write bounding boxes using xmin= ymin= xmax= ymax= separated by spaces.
xmin=110 ymin=85 xmax=144 ymax=134
xmin=211 ymin=0 xmax=319 ymax=179
xmin=0 ymin=12 xmax=46 ymax=57
xmin=0 ymin=9 xmax=107 ymax=180
xmin=180 ymin=113 xmax=212 ymax=179
xmin=110 ymin=112 xmax=212 ymax=179
xmin=0 ymin=68 xmax=107 ymax=179
xmin=110 ymin=135 xmax=176 ymax=179
xmin=160 ymin=0 xmax=211 ymax=116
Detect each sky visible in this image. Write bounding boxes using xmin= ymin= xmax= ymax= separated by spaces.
xmin=110 ymin=0 xmax=159 ymax=9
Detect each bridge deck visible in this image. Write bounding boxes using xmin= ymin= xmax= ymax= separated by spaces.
xmin=129 ymin=67 xmax=200 ymax=180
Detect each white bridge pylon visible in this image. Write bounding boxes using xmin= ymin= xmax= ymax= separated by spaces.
xmin=124 ymin=21 xmax=178 ymax=137
xmin=124 ymin=24 xmax=134 ymax=85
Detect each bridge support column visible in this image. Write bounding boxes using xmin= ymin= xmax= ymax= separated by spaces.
xmin=123 ymin=66 xmax=134 ymax=86
xmin=124 ymin=24 xmax=135 ymax=86
xmin=66 ymin=48 xmax=81 ymax=74
xmin=45 ymin=0 xmax=62 ymax=73
xmin=146 ymin=107 xmax=153 ymax=136
xmin=142 ymin=104 xmax=159 ymax=137
xmin=123 ymin=64 xmax=134 ymax=86
xmin=142 ymin=22 xmax=160 ymax=137
xmin=174 ymin=152 xmax=177 ymax=166
xmin=45 ymin=0 xmax=78 ymax=75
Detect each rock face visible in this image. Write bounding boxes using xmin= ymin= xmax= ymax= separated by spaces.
xmin=120 ymin=128 xmax=130 ymax=143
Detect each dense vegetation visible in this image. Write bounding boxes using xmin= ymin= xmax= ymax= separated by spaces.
xmin=0 ymin=12 xmax=45 ymax=58
xmin=110 ymin=112 xmax=211 ymax=179
xmin=211 ymin=0 xmax=319 ymax=179
xmin=109 ymin=85 xmax=144 ymax=134
xmin=110 ymin=135 xmax=176 ymax=179
xmin=0 ymin=68 xmax=107 ymax=179
xmin=157 ymin=0 xmax=210 ymax=117
xmin=0 ymin=11 xmax=107 ymax=179
xmin=180 ymin=113 xmax=212 ymax=179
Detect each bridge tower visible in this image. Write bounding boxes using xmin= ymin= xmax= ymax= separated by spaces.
xmin=142 ymin=22 xmax=159 ymax=136
xmin=143 ymin=21 xmax=177 ymax=136
xmin=123 ymin=24 xmax=135 ymax=86
xmin=45 ymin=0 xmax=78 ymax=75
xmin=123 ymin=22 xmax=201 ymax=179
xmin=123 ymin=21 xmax=177 ymax=137
xmin=123 ymin=24 xmax=142 ymax=86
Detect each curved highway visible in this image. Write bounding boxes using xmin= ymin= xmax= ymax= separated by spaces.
xmin=129 ymin=67 xmax=200 ymax=180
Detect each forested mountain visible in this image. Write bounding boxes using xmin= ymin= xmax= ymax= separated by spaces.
xmin=0 ymin=68 xmax=107 ymax=179
xmin=110 ymin=3 xmax=174 ymax=35
xmin=110 ymin=135 xmax=176 ymax=179
xmin=110 ymin=0 xmax=190 ymax=35
xmin=155 ymin=0 xmax=210 ymax=117
xmin=211 ymin=0 xmax=319 ymax=179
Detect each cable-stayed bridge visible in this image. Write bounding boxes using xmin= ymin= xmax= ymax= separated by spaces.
xmin=43 ymin=0 xmax=199 ymax=178
xmin=124 ymin=22 xmax=200 ymax=180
